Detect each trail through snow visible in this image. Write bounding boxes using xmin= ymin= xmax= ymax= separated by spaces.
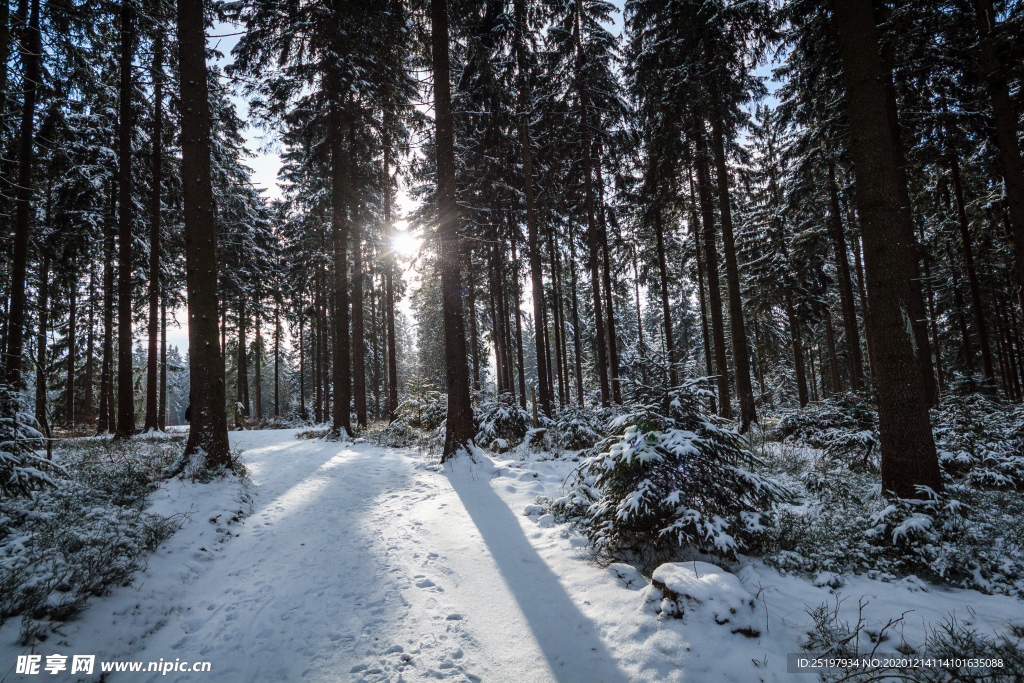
xmin=133 ymin=431 xmax=625 ymax=682
xmin=5 ymin=428 xmax=1023 ymax=682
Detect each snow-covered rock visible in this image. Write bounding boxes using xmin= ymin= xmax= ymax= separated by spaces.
xmin=646 ymin=562 xmax=755 ymax=626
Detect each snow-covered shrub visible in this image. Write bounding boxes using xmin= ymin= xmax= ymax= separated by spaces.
xmin=364 ymin=419 xmax=419 ymax=448
xmin=804 ymin=599 xmax=1024 ymax=681
xmin=474 ymin=394 xmax=532 ymax=451
xmin=395 ymin=391 xmax=447 ymax=431
xmin=760 ymin=365 xmax=799 ymax=412
xmin=0 ymin=438 xmax=183 ymax=638
xmin=295 ymin=424 xmax=331 ymax=440
xmin=562 ymin=382 xmax=788 ymax=568
xmin=755 ymin=446 xmax=1024 ymax=596
xmin=0 ymin=384 xmax=63 ymax=497
xmin=932 ymin=393 xmax=1024 ymax=490
xmin=550 ymin=404 xmax=604 ymax=451
xmin=772 ymin=393 xmax=879 ymax=468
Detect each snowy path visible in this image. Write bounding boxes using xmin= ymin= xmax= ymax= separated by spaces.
xmin=7 ymin=428 xmax=1024 ymax=683
xmin=125 ymin=430 xmax=627 ymax=682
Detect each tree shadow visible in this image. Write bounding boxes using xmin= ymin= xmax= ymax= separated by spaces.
xmin=448 ymin=465 xmax=629 ymax=683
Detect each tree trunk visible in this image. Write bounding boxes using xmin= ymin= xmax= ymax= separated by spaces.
xmin=632 ymin=246 xmax=648 ymax=386
xmin=144 ymin=22 xmax=163 ymax=432
xmin=467 ymin=251 xmax=480 ymax=391
xmin=950 ymin=154 xmax=995 ymax=383
xmin=314 ymin=276 xmax=322 ymax=423
xmin=708 ymin=112 xmax=756 ymax=430
xmin=973 ymin=0 xmax=1024 ymax=288
xmin=3 ymin=0 xmax=41 ymax=387
xmin=84 ymin=267 xmax=96 ymax=423
xmin=159 ymin=297 xmax=166 ymax=429
xmin=568 ymin=223 xmax=585 ymax=405
xmin=66 ymin=275 xmax=77 ymax=427
xmin=329 ymin=95 xmax=351 ymax=436
xmin=786 ymin=296 xmax=809 ymax=407
xmin=948 ymin=245 xmax=976 ymax=374
xmin=549 ymin=227 xmax=567 ymax=404
xmin=599 ymin=194 xmax=621 ymax=403
xmin=254 ymin=314 xmax=263 ymax=422
xmin=828 ymin=163 xmax=864 ymax=390
xmin=921 ymin=241 xmax=944 ymax=395
xmin=116 ymin=0 xmax=136 ymax=437
xmin=298 ymin=306 xmax=306 ymax=419
xmin=695 ymin=133 xmax=731 ymax=418
xmin=654 ymin=202 xmax=677 ymax=389
xmin=824 ymin=312 xmax=840 ymax=395
xmin=431 ymin=0 xmax=474 ymax=458
xmin=177 ymin=0 xmax=230 ymax=464
xmin=833 ymin=0 xmax=941 ymax=496
xmin=386 ymin=250 xmax=399 ymax=420
xmin=352 ymin=207 xmax=367 ymax=429
xmin=514 ymin=0 xmax=552 ymax=417
xmin=238 ymin=303 xmax=248 ymax=419
xmin=35 ymin=251 xmax=50 ymax=428
xmin=752 ymin=314 xmax=765 ymax=399
xmin=98 ymin=183 xmax=116 ymax=435
xmin=689 ymin=169 xmax=716 ymax=413
xmin=274 ymin=304 xmax=280 ymax=417
xmin=582 ymin=126 xmax=609 ymax=406
xmin=510 ymin=235 xmax=527 ymax=409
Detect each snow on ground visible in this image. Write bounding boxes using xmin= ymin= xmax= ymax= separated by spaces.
xmin=3 ymin=428 xmax=1022 ymax=682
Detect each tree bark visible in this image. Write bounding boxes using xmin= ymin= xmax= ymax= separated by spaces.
xmin=159 ymin=297 xmax=166 ymax=429
xmin=833 ymin=0 xmax=941 ymax=496
xmin=467 ymin=251 xmax=480 ymax=392
xmin=329 ymin=94 xmax=351 ymax=436
xmin=598 ymin=191 xmax=621 ymax=403
xmin=510 ymin=234 xmax=527 ymax=408
xmin=568 ymin=223 xmax=584 ymax=405
xmin=116 ymin=0 xmax=137 ymax=437
xmin=35 ymin=251 xmax=50 ymax=428
xmin=274 ymin=304 xmax=280 ymax=417
xmin=824 ymin=312 xmax=840 ymax=395
xmin=973 ymin=0 xmax=1024 ymax=288
xmin=921 ymin=239 xmax=944 ymax=395
xmin=386 ymin=248 xmax=399 ymax=421
xmin=313 ymin=275 xmax=322 ymax=423
xmin=695 ymin=133 xmax=731 ymax=418
xmin=949 ymin=154 xmax=995 ymax=383
xmin=177 ymin=0 xmax=231 ymax=465
xmin=878 ymin=26 xmax=937 ymax=406
xmin=299 ymin=306 xmax=306 ymax=420
xmin=549 ymin=226 xmax=566 ymax=404
xmin=513 ymin=0 xmax=551 ymax=416
xmin=708 ymin=112 xmax=756 ymax=430
xmin=352 ymin=204 xmax=367 ymax=429
xmin=654 ymin=202 xmax=677 ymax=389
xmin=786 ymin=296 xmax=809 ymax=407
xmin=431 ymin=0 xmax=474 ymax=458
xmin=98 ymin=183 xmax=116 ymax=435
xmin=237 ymin=303 xmax=248 ymax=420
xmin=828 ymin=163 xmax=864 ymax=390
xmin=948 ymin=244 xmax=976 ymax=374
xmin=689 ymin=169 xmax=716 ymax=413
xmin=66 ymin=274 xmax=77 ymax=427
xmin=3 ymin=0 xmax=41 ymax=387
xmin=144 ymin=21 xmax=163 ymax=432
xmin=254 ymin=313 xmax=263 ymax=422
xmin=84 ymin=267 xmax=96 ymax=423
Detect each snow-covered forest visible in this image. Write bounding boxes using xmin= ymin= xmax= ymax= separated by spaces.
xmin=2 ymin=0 xmax=1024 ymax=680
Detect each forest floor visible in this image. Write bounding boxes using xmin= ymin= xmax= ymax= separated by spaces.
xmin=3 ymin=428 xmax=1023 ymax=682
